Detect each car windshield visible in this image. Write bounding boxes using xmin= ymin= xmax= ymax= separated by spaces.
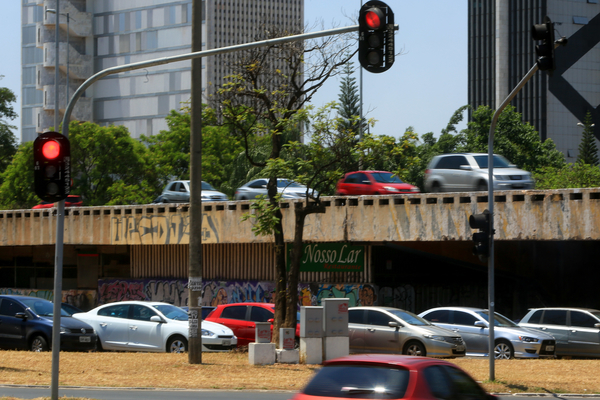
xmin=388 ymin=309 xmax=431 ymax=326
xmin=302 ymin=365 xmax=409 ymax=398
xmin=371 ymin=172 xmax=403 ymax=184
xmin=153 ymin=304 xmax=189 ymax=321
xmin=472 ymin=155 xmax=512 ymax=169
xmin=475 ymin=311 xmax=518 ymax=327
xmin=20 ymin=298 xmax=70 ymax=317
xmin=277 ymin=179 xmax=304 ymax=188
xmin=201 ymin=181 xmax=216 ymax=190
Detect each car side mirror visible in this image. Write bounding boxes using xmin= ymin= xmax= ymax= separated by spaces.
xmin=474 ymin=320 xmax=487 ymax=327
xmin=150 ymin=315 xmax=164 ymax=323
xmin=509 ymin=164 xmax=517 ymax=168
xmin=459 ymin=165 xmax=472 ymax=171
xmin=389 ymin=321 xmax=401 ymax=329
xmin=362 ymin=180 xmax=371 ymax=185
xmin=15 ymin=312 xmax=27 ymax=320
xmin=594 ymin=323 xmax=600 ymax=329
xmin=268 ymin=318 xmax=274 ymax=324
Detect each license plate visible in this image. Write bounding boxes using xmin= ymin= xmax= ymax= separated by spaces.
xmin=545 ymin=345 xmax=554 ymax=352
xmin=79 ymin=336 xmax=91 ymax=342
xmin=222 ymin=340 xmax=231 ymax=346
xmin=456 ymin=345 xmax=465 ymax=352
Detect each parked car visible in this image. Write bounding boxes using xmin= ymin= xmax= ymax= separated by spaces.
xmin=0 ymin=295 xmax=97 ymax=352
xmin=205 ymin=302 xmax=300 ymax=347
xmin=32 ymin=195 xmax=83 ymax=209
xmin=291 ymin=354 xmax=495 ymax=400
xmin=72 ymin=301 xmax=236 ymax=353
xmin=418 ymin=306 xmax=556 ymax=359
xmin=336 ymin=171 xmax=420 ymax=196
xmin=423 ymin=153 xmax=535 ymax=193
xmin=160 ymin=180 xmax=228 ymax=203
xmin=518 ymin=307 xmax=600 ymax=358
xmin=348 ymin=306 xmax=466 ymax=358
xmin=234 ymin=178 xmax=318 ymax=200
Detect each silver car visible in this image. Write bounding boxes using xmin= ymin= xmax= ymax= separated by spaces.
xmin=424 ymin=153 xmax=535 ymax=192
xmin=160 ymin=180 xmax=228 ymax=203
xmin=234 ymin=178 xmax=318 ymax=200
xmin=519 ymin=307 xmax=600 ymax=358
xmin=419 ymin=307 xmax=556 ymax=359
xmin=348 ymin=306 xmax=466 ymax=358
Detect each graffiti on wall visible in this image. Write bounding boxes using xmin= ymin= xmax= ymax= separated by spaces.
xmin=111 ymin=213 xmax=220 ymax=245
xmin=96 ymin=278 xmax=417 ymax=311
xmin=0 ymin=288 xmax=97 ymax=311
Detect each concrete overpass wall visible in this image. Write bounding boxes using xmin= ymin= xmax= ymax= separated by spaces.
xmin=1 ymin=188 xmax=600 ymax=246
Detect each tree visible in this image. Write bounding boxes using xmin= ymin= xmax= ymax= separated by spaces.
xmin=534 ymin=163 xmax=600 ymax=189
xmin=0 ymin=142 xmax=36 ymax=209
xmin=217 ymin=26 xmax=355 ymax=345
xmin=458 ymin=105 xmax=565 ymax=172
xmin=576 ymin=111 xmax=599 ymax=166
xmin=0 ymin=78 xmax=18 ymax=183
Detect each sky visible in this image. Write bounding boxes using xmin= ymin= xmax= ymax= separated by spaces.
xmin=0 ymin=1 xmax=468 ymax=142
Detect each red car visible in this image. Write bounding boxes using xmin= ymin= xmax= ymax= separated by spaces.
xmin=205 ymin=302 xmax=300 ymax=347
xmin=32 ymin=195 xmax=83 ymax=209
xmin=336 ymin=171 xmax=420 ymax=196
xmin=291 ymin=354 xmax=495 ymax=400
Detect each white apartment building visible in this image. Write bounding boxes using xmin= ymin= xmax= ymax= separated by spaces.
xmin=21 ymin=0 xmax=304 ymax=142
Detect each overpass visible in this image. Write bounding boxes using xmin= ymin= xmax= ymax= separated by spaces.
xmin=1 ymin=188 xmax=599 ymax=318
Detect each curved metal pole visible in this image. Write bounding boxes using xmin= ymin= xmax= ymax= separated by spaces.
xmin=486 ymin=62 xmax=538 ymax=381
xmin=60 ymin=24 xmax=366 ymax=137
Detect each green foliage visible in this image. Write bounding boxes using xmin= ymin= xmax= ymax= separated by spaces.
xmin=241 ymin=195 xmax=282 ymax=236
xmin=459 ymin=105 xmax=565 ymax=172
xmin=0 ymin=142 xmax=37 ymax=209
xmin=0 ymin=79 xmax=18 ymax=183
xmin=576 ymin=111 xmax=599 ymax=166
xmin=534 ymin=163 xmax=600 ymax=189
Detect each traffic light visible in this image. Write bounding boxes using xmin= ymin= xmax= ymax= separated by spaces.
xmin=532 ymin=16 xmax=556 ymax=73
xmin=33 ymin=131 xmax=71 ymax=202
xmin=358 ymin=0 xmax=394 ymax=73
xmin=469 ymin=209 xmax=492 ymax=262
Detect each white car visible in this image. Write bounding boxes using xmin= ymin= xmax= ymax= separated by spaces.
xmin=234 ymin=178 xmax=318 ymax=200
xmin=73 ymin=301 xmax=237 ymax=353
xmin=159 ymin=180 xmax=228 ymax=203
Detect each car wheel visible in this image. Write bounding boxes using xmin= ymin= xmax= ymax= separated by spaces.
xmin=476 ymin=181 xmax=487 ymax=192
xmin=430 ymin=182 xmax=441 ymax=193
xmin=31 ymin=335 xmax=49 ymax=352
xmin=404 ymin=341 xmax=426 ymax=357
xmin=96 ymin=339 xmax=104 ymax=352
xmin=494 ymin=340 xmax=514 ymax=359
xmin=167 ymin=335 xmax=188 ymax=353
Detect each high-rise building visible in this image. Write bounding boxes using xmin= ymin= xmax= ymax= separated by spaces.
xmin=468 ymin=0 xmax=600 ymax=162
xmin=21 ymin=0 xmax=304 ymax=143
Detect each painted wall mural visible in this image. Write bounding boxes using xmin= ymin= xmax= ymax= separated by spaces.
xmin=95 ymin=279 xmax=417 ymax=311
xmin=0 ymin=288 xmax=97 ymax=310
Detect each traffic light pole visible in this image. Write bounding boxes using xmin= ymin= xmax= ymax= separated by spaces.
xmin=486 ymin=62 xmax=538 ymax=381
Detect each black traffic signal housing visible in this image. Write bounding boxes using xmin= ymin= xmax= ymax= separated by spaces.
xmin=358 ymin=0 xmax=395 ymax=73
xmin=33 ymin=131 xmax=71 ymax=202
xmin=532 ymin=16 xmax=556 ymax=73
xmin=469 ymin=209 xmax=492 ymax=262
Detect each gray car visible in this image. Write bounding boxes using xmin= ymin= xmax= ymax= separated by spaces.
xmin=234 ymin=178 xmax=318 ymax=200
xmin=418 ymin=307 xmax=556 ymax=359
xmin=348 ymin=306 xmax=466 ymax=358
xmin=518 ymin=307 xmax=600 ymax=358
xmin=160 ymin=180 xmax=228 ymax=203
xmin=424 ymin=153 xmax=535 ymax=192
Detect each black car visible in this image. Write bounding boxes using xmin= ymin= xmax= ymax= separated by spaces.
xmin=0 ymin=295 xmax=97 ymax=352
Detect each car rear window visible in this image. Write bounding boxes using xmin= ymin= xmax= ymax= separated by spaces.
xmin=301 ymin=365 xmax=409 ymax=398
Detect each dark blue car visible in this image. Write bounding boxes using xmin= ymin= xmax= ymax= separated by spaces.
xmin=0 ymin=295 xmax=97 ymax=352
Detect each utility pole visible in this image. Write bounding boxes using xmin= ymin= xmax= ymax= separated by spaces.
xmin=188 ymin=0 xmax=203 ymax=364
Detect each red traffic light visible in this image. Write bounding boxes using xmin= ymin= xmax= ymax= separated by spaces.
xmin=42 ymin=140 xmax=60 ymax=159
xmin=365 ymin=9 xmax=384 ymax=30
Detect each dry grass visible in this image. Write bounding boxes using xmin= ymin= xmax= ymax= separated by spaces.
xmin=1 ymin=351 xmax=600 ymax=399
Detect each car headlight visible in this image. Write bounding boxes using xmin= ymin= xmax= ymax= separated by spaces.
xmin=383 ymin=186 xmax=398 ymax=192
xmin=493 ymin=175 xmax=508 ymax=180
xmin=423 ymin=334 xmax=446 ymax=342
xmin=60 ymin=327 xmax=71 ymax=334
xmin=201 ymin=329 xmax=216 ymax=337
xmin=519 ymin=336 xmax=539 ymax=343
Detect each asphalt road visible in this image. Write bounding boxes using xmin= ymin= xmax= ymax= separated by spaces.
xmin=0 ymin=386 xmax=598 ymax=400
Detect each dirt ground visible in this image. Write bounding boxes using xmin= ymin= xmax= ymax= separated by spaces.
xmin=1 ymin=351 xmax=599 ymax=397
